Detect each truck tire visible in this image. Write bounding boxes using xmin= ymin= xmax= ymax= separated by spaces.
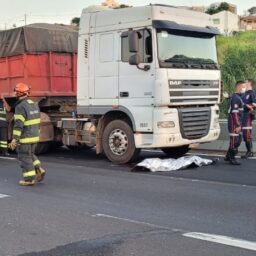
xmin=161 ymin=145 xmax=190 ymax=158
xmin=102 ymin=120 xmax=140 ymax=164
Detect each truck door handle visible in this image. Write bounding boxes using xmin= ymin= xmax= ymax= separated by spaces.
xmin=120 ymin=92 xmax=129 ymax=97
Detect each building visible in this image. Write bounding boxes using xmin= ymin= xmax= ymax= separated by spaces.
xmin=102 ymin=0 xmax=119 ymax=8
xmin=240 ymin=15 xmax=256 ymax=31
xmin=211 ymin=11 xmax=239 ymax=35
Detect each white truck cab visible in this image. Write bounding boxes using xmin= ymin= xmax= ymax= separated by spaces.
xmin=61 ymin=4 xmax=221 ymax=163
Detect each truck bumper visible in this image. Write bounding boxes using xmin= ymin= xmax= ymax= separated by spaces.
xmin=134 ymin=128 xmax=220 ymax=148
xmin=134 ymin=105 xmax=220 ymax=148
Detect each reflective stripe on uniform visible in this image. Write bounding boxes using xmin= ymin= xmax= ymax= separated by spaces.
xmin=242 ymin=126 xmax=252 ymax=130
xmin=0 ymin=141 xmax=7 ymax=148
xmin=0 ymin=117 xmax=6 ymax=121
xmin=23 ymin=170 xmax=36 ymax=178
xmin=13 ymin=130 xmax=21 ymax=136
xmin=20 ymin=136 xmax=39 ymax=143
xmin=33 ymin=160 xmax=40 ymax=166
xmin=231 ymin=110 xmax=239 ymax=113
xmin=14 ymin=114 xmax=25 ymax=122
xmin=24 ymin=118 xmax=40 ymax=126
xmin=27 ymin=99 xmax=34 ymax=104
xmin=229 ymin=133 xmax=239 ymax=137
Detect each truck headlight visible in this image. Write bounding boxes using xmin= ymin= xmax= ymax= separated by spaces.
xmin=157 ymin=121 xmax=175 ymax=128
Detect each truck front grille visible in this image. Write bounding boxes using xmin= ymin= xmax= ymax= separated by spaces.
xmin=179 ymin=108 xmax=211 ymax=140
xmin=169 ymin=80 xmax=219 ymax=105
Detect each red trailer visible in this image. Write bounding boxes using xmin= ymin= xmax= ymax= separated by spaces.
xmin=0 ymin=24 xmax=78 ymax=153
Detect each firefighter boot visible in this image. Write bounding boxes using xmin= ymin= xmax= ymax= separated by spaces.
xmin=229 ymin=149 xmax=241 ymax=165
xmin=224 ymin=148 xmax=231 ymax=161
xmin=19 ymin=179 xmax=36 ymax=186
xmin=242 ymin=142 xmax=254 ymax=159
xmin=35 ymin=167 xmax=46 ymax=183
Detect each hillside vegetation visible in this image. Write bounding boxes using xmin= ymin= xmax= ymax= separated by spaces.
xmin=217 ymin=31 xmax=256 ymax=117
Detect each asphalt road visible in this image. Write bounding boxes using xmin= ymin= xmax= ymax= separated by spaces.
xmin=0 ymin=147 xmax=255 ymax=256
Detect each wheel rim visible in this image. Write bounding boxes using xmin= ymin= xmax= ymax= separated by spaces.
xmin=109 ymin=128 xmax=128 ymax=156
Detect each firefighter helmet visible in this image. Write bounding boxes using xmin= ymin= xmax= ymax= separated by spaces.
xmin=14 ymin=83 xmax=30 ymax=96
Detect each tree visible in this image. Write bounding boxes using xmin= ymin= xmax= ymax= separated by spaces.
xmin=206 ymin=7 xmax=218 ymax=15
xmin=218 ymin=2 xmax=229 ymax=11
xmin=71 ymin=17 xmax=80 ymax=26
xmin=114 ymin=4 xmax=131 ymax=9
xmin=206 ymin=2 xmax=230 ymax=15
xmin=248 ymin=7 xmax=256 ymax=15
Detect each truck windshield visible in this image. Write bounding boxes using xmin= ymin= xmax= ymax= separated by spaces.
xmin=157 ymin=30 xmax=218 ymax=69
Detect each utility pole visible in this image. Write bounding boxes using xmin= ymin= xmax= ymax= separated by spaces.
xmin=24 ymin=13 xmax=27 ymax=25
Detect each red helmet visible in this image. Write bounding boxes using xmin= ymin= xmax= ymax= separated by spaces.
xmin=14 ymin=83 xmax=30 ymax=96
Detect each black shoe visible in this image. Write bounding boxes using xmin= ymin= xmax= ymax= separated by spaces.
xmin=224 ymin=154 xmax=230 ymax=161
xmin=229 ymin=149 xmax=241 ymax=165
xmin=229 ymin=158 xmax=241 ymax=165
xmin=224 ymin=149 xmax=231 ymax=161
xmin=241 ymin=151 xmax=254 ymax=159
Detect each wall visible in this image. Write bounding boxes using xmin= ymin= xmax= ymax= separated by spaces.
xmin=212 ymin=11 xmax=239 ymax=35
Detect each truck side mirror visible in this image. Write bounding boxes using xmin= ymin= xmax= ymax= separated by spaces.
xmin=128 ymin=31 xmax=139 ymax=53
xmin=129 ymin=54 xmax=140 ymax=65
xmin=222 ymin=91 xmax=229 ymax=99
xmin=129 ymin=54 xmax=150 ymax=71
xmin=220 ymin=81 xmax=229 ymax=102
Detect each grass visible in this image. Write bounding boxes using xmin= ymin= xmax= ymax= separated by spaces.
xmin=217 ymin=31 xmax=256 ymax=64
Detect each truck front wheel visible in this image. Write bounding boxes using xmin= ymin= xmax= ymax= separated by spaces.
xmin=161 ymin=145 xmax=190 ymax=159
xmin=102 ymin=120 xmax=140 ymax=164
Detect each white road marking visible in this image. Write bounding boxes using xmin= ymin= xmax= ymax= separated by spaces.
xmin=92 ymin=213 xmax=169 ymax=230
xmin=0 ymin=156 xmax=16 ymax=160
xmin=95 ymin=213 xmax=256 ymax=251
xmin=0 ymin=193 xmax=10 ymax=199
xmin=183 ymin=232 xmax=256 ymax=251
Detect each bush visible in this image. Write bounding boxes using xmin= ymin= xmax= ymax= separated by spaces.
xmin=217 ymin=32 xmax=256 ymax=118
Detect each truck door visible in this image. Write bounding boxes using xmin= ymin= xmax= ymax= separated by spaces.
xmin=93 ymin=32 xmax=119 ymax=106
xmin=118 ymin=29 xmax=155 ymax=132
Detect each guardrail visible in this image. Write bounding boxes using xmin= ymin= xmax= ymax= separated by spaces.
xmin=197 ymin=119 xmax=256 ymax=152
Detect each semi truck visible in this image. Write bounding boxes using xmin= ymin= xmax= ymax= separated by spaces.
xmin=58 ymin=4 xmax=222 ymax=163
xmin=0 ymin=23 xmax=78 ymax=153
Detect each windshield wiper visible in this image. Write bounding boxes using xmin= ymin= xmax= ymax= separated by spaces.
xmin=163 ymin=58 xmax=189 ymax=68
xmin=164 ymin=58 xmax=201 ymax=69
xmin=163 ymin=56 xmax=218 ymax=69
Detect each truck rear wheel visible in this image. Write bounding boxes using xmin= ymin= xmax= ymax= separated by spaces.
xmin=102 ymin=120 xmax=140 ymax=164
xmin=161 ymin=145 xmax=190 ymax=158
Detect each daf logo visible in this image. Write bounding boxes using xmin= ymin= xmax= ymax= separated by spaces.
xmin=169 ymin=80 xmax=182 ymax=86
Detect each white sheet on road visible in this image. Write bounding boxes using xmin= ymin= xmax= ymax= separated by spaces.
xmin=134 ymin=156 xmax=214 ymax=172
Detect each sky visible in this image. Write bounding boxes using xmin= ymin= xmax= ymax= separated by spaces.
xmin=0 ymin=0 xmax=255 ymax=30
